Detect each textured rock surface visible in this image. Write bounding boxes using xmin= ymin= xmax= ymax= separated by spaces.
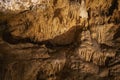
xmin=0 ymin=0 xmax=44 ymax=12
xmin=0 ymin=0 xmax=120 ymax=80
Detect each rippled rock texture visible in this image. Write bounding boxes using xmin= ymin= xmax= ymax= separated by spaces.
xmin=0 ymin=0 xmax=120 ymax=80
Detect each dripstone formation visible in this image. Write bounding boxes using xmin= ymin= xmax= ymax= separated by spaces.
xmin=0 ymin=0 xmax=120 ymax=80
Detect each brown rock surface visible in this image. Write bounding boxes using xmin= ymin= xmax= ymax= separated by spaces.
xmin=0 ymin=0 xmax=120 ymax=80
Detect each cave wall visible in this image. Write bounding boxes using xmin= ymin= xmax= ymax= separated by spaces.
xmin=0 ymin=0 xmax=120 ymax=80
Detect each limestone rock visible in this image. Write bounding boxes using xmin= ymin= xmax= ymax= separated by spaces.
xmin=0 ymin=0 xmax=120 ymax=80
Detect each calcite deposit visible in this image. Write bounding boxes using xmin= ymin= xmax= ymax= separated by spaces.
xmin=0 ymin=0 xmax=120 ymax=80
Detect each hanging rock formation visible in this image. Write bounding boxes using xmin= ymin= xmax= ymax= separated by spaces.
xmin=0 ymin=0 xmax=120 ymax=80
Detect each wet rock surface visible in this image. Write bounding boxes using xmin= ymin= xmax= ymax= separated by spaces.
xmin=0 ymin=0 xmax=120 ymax=80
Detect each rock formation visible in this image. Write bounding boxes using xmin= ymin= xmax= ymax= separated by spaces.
xmin=0 ymin=0 xmax=120 ymax=80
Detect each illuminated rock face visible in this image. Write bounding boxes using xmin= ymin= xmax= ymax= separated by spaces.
xmin=79 ymin=0 xmax=88 ymax=18
xmin=0 ymin=0 xmax=43 ymax=12
xmin=0 ymin=0 xmax=120 ymax=80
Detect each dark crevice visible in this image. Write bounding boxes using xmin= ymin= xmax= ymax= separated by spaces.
xmin=2 ymin=32 xmax=29 ymax=44
xmin=1 ymin=24 xmax=82 ymax=49
xmin=107 ymin=54 xmax=120 ymax=67
xmin=107 ymin=0 xmax=118 ymax=16
xmin=53 ymin=0 xmax=57 ymax=6
xmin=109 ymin=61 xmax=120 ymax=68
xmin=113 ymin=27 xmax=120 ymax=40
xmin=2 ymin=31 xmax=75 ymax=49
xmin=100 ymin=43 xmax=115 ymax=50
xmin=53 ymin=8 xmax=61 ymax=18
xmin=2 ymin=32 xmax=16 ymax=44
